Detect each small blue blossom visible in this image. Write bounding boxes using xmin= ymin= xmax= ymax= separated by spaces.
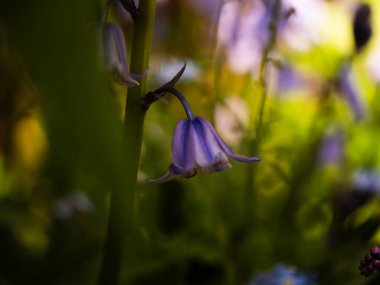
xmin=147 ymin=116 xmax=259 ymax=183
xmin=143 ymin=73 xmax=260 ymax=183
xmin=318 ymin=128 xmax=344 ymax=167
xmin=248 ymin=265 xmax=317 ymax=285
xmin=353 ymin=169 xmax=380 ymax=196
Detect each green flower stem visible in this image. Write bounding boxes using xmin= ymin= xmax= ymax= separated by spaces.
xmin=245 ymin=0 xmax=281 ymax=215
xmin=256 ymin=0 xmax=281 ymax=139
xmin=98 ymin=1 xmax=156 ymax=285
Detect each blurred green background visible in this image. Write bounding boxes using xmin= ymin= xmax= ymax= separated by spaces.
xmin=1 ymin=0 xmax=380 ymax=284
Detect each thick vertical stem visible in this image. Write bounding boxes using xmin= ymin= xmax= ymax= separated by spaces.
xmin=98 ymin=1 xmax=156 ymax=285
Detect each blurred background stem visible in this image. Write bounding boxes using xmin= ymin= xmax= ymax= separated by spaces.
xmin=256 ymin=0 xmax=281 ymax=140
xmin=98 ymin=1 xmax=156 ymax=285
xmin=245 ymin=0 xmax=281 ymax=214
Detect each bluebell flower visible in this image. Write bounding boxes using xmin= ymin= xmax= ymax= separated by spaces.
xmin=249 ymin=265 xmax=317 ymax=285
xmin=142 ymin=75 xmax=260 ymax=184
xmin=147 ymin=116 xmax=260 ymax=183
xmin=318 ymin=128 xmax=344 ymax=167
xmin=100 ymin=0 xmax=148 ymax=86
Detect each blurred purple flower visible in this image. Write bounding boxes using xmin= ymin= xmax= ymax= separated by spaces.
xmin=353 ymin=169 xmax=380 ymax=196
xmin=147 ymin=116 xmax=260 ymax=183
xmin=339 ymin=63 xmax=366 ymax=121
xmin=216 ymin=0 xmax=292 ymax=74
xmin=274 ymin=64 xmax=305 ymax=93
xmin=318 ymin=129 xmax=344 ymax=167
xmin=282 ymin=0 xmax=327 ymax=51
xmin=249 ymin=265 xmax=318 ymax=285
xmin=359 ymin=246 xmax=380 ymax=277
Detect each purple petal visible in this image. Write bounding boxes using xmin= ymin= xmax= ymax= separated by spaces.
xmin=225 ymin=152 xmax=260 ymax=163
xmin=117 ymin=71 xmax=140 ymax=86
xmin=171 ymin=119 xmax=196 ymax=173
xmin=119 ymin=66 xmax=150 ymax=86
xmin=340 ymin=64 xmax=365 ymax=121
xmin=169 ymin=164 xmax=197 ymax=178
xmin=102 ymin=23 xmax=145 ymax=86
xmin=197 ymin=117 xmax=260 ymax=163
xmin=102 ymin=23 xmax=129 ymax=72
xmin=129 ymin=66 xmax=150 ymax=80
xmin=201 ymin=152 xmax=232 ymax=173
xmin=146 ymin=172 xmax=174 ymax=184
xmin=192 ymin=118 xmax=230 ymax=171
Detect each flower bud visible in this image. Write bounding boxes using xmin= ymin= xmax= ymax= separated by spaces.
xmin=101 ymin=23 xmax=147 ymax=86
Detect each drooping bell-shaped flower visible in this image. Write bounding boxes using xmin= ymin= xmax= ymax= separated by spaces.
xmin=101 ymin=23 xmax=147 ymax=86
xmin=100 ymin=0 xmax=148 ymax=86
xmin=148 ymin=116 xmax=260 ymax=183
xmin=147 ymin=114 xmax=260 ymax=183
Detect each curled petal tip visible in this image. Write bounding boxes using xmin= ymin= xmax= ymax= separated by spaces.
xmin=227 ymin=153 xmax=261 ymax=163
xmin=130 ymin=66 xmax=150 ymax=80
xmin=118 ymin=72 xmax=140 ymax=86
xmin=123 ymin=66 xmax=149 ymax=86
xmin=146 ymin=172 xmax=174 ymax=184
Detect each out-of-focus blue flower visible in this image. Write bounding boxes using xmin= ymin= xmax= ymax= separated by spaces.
xmin=282 ymin=0 xmax=327 ymax=52
xmin=147 ymin=116 xmax=260 ymax=183
xmin=249 ymin=265 xmax=318 ymax=285
xmin=339 ymin=63 xmax=366 ymax=121
xmin=318 ymin=128 xmax=344 ymax=167
xmin=353 ymin=169 xmax=380 ymax=196
xmin=54 ymin=192 xmax=94 ymax=219
xmin=216 ymin=0 xmax=292 ymax=74
xmin=274 ymin=64 xmax=305 ymax=94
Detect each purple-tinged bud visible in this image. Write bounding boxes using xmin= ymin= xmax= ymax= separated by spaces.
xmin=370 ymin=246 xmax=380 ymax=258
xmin=365 ymin=254 xmax=373 ymax=262
xmin=374 ymin=260 xmax=380 ymax=269
xmin=359 ymin=246 xmax=380 ymax=277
